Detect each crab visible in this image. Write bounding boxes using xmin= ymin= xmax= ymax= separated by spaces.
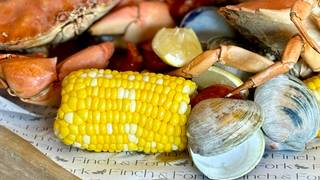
xmin=0 ymin=0 xmax=120 ymax=50
xmin=0 ymin=42 xmax=114 ymax=106
xmin=89 ymin=0 xmax=251 ymax=44
xmin=169 ymin=0 xmax=320 ymax=97
xmin=89 ymin=1 xmax=175 ymax=44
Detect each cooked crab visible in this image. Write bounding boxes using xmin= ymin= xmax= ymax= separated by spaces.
xmin=170 ymin=0 xmax=320 ymax=97
xmin=89 ymin=1 xmax=175 ymax=44
xmin=221 ymin=0 xmax=320 ymax=96
xmin=0 ymin=42 xmax=114 ymax=106
xmin=0 ymin=0 xmax=119 ymax=50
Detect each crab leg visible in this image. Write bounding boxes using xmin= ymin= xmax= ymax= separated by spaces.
xmin=89 ymin=1 xmax=175 ymax=43
xmin=301 ymin=41 xmax=320 ymax=71
xmin=0 ymin=42 xmax=115 ymax=106
xmin=168 ymin=45 xmax=273 ymax=78
xmin=290 ymin=0 xmax=320 ymax=53
xmin=228 ymin=35 xmax=304 ymax=97
xmin=57 ymin=41 xmax=114 ymax=80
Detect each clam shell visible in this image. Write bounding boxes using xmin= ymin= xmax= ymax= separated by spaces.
xmin=190 ymin=130 xmax=265 ymax=180
xmin=180 ymin=7 xmax=236 ymax=44
xmin=187 ymin=98 xmax=263 ymax=156
xmin=254 ymin=74 xmax=320 ymax=151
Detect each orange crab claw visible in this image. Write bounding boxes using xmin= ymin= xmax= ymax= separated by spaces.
xmin=57 ymin=41 xmax=114 ymax=80
xmin=89 ymin=1 xmax=175 ymax=43
xmin=20 ymin=82 xmax=62 ymax=106
xmin=0 ymin=42 xmax=115 ymax=106
xmin=0 ymin=55 xmax=57 ymax=98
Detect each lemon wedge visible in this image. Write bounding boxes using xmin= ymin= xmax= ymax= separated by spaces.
xmin=152 ymin=28 xmax=203 ymax=67
xmin=192 ymin=66 xmax=243 ymax=90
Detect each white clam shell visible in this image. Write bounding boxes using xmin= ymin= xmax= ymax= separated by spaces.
xmin=189 ymin=130 xmax=265 ymax=180
xmin=254 ymin=74 xmax=320 ymax=151
xmin=187 ymin=98 xmax=263 ymax=156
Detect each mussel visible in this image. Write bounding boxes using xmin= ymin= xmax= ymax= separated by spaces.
xmin=187 ymin=98 xmax=265 ymax=179
xmin=255 ymin=74 xmax=320 ymax=151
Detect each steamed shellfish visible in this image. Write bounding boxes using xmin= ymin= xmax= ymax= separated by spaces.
xmin=255 ymin=74 xmax=320 ymax=151
xmin=187 ymin=98 xmax=265 ymax=179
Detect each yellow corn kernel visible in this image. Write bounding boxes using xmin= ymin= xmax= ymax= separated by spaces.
xmin=159 ymin=122 xmax=167 ymax=135
xmin=78 ymin=125 xmax=86 ymax=135
xmin=86 ymin=125 xmax=94 ymax=136
xmin=129 ymin=143 xmax=138 ymax=151
xmin=164 ymin=144 xmax=171 ymax=152
xmin=77 ymin=99 xmax=86 ymax=110
xmin=152 ymin=120 xmax=161 ymax=132
xmin=96 ymin=144 xmax=103 ymax=152
xmin=93 ymin=111 xmax=100 ymax=124
xmin=68 ymin=97 xmax=78 ymax=110
xmin=69 ymin=125 xmax=79 ymax=135
xmin=63 ymin=136 xmax=74 ymax=145
xmin=78 ymin=89 xmax=87 ymax=99
xmin=145 ymin=119 xmax=154 ymax=130
xmin=98 ymin=87 xmax=105 ymax=98
xmin=147 ymin=131 xmax=154 ymax=141
xmin=138 ymin=138 xmax=146 ymax=147
xmin=166 ymin=125 xmax=174 ymax=136
xmin=157 ymin=143 xmax=164 ymax=151
xmin=54 ymin=69 xmax=196 ymax=153
xmin=151 ymin=107 xmax=158 ymax=119
xmin=305 ymin=75 xmax=320 ymax=106
xmin=59 ymin=127 xmax=69 ymax=138
xmin=170 ymin=101 xmax=180 ymax=113
xmin=174 ymin=126 xmax=181 ymax=136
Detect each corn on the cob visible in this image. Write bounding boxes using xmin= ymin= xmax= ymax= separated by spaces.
xmin=304 ymin=75 xmax=320 ymax=138
xmin=54 ymin=69 xmax=197 ymax=153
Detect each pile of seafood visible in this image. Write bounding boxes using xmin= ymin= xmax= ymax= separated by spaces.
xmin=1 ymin=0 xmax=320 ymax=179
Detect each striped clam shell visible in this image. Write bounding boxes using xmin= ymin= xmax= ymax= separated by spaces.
xmin=255 ymin=74 xmax=320 ymax=151
xmin=187 ymin=98 xmax=263 ymax=156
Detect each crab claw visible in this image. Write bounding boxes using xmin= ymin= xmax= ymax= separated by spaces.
xmin=57 ymin=41 xmax=114 ymax=80
xmin=89 ymin=1 xmax=175 ymax=43
xmin=21 ymin=82 xmax=62 ymax=106
xmin=0 ymin=42 xmax=115 ymax=106
xmin=290 ymin=0 xmax=320 ymax=53
xmin=228 ymin=35 xmax=304 ymax=97
xmin=0 ymin=55 xmax=57 ymax=99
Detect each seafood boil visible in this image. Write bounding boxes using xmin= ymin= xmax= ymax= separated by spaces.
xmin=1 ymin=0 xmax=320 ymax=179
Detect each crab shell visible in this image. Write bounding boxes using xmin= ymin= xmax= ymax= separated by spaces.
xmin=219 ymin=0 xmax=320 ymax=72
xmin=219 ymin=0 xmax=297 ymax=56
xmin=0 ymin=0 xmax=120 ymax=50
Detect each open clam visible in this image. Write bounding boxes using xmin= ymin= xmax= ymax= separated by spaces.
xmin=188 ymin=98 xmax=265 ymax=179
xmin=255 ymin=74 xmax=320 ymax=151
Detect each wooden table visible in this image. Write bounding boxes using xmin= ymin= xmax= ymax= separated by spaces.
xmin=0 ymin=126 xmax=79 ymax=180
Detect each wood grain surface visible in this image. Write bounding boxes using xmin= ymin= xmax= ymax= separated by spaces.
xmin=0 ymin=125 xmax=79 ymax=180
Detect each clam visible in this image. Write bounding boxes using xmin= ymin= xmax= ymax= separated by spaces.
xmin=255 ymin=74 xmax=320 ymax=151
xmin=188 ymin=98 xmax=265 ymax=179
